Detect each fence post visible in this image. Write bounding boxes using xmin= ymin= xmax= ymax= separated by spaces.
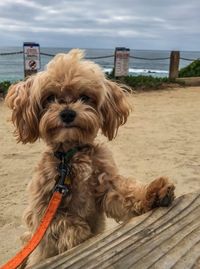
xmin=23 ymin=42 xmax=40 ymax=78
xmin=169 ymin=51 xmax=180 ymax=80
xmin=114 ymin=47 xmax=130 ymax=78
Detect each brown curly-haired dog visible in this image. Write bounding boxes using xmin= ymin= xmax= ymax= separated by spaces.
xmin=5 ymin=49 xmax=175 ymax=267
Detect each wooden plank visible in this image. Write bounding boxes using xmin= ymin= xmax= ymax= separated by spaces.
xmin=32 ymin=191 xmax=200 ymax=269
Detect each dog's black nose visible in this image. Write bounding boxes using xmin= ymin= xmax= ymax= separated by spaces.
xmin=60 ymin=109 xmax=76 ymax=123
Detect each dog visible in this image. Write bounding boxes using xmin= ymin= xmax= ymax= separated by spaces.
xmin=5 ymin=49 xmax=175 ymax=267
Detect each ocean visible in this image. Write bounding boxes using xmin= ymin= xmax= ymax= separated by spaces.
xmin=0 ymin=47 xmax=200 ymax=82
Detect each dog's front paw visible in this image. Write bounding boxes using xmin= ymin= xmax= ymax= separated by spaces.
xmin=145 ymin=176 xmax=175 ymax=209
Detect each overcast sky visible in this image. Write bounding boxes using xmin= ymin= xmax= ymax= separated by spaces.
xmin=0 ymin=0 xmax=200 ymax=50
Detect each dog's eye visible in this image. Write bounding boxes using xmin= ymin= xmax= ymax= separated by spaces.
xmin=42 ymin=94 xmax=56 ymax=109
xmin=79 ymin=95 xmax=90 ymax=103
xmin=46 ymin=95 xmax=56 ymax=103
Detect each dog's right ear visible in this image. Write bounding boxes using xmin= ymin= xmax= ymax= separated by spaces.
xmin=5 ymin=77 xmax=39 ymax=143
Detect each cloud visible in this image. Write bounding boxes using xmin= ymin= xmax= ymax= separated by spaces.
xmin=0 ymin=0 xmax=200 ymax=50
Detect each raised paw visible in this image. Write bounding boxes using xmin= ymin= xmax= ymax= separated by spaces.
xmin=145 ymin=176 xmax=175 ymax=209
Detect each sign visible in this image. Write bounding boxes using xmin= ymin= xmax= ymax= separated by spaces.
xmin=23 ymin=42 xmax=40 ymax=72
xmin=114 ymin=47 xmax=130 ymax=77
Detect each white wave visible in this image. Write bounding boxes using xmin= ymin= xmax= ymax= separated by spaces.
xmin=104 ymin=68 xmax=168 ymax=74
xmin=129 ymin=68 xmax=169 ymax=74
xmin=103 ymin=68 xmax=113 ymax=73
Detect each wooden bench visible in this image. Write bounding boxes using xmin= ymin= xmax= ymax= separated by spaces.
xmin=32 ymin=191 xmax=200 ymax=269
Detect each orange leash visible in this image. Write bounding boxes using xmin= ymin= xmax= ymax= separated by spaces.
xmin=0 ymin=191 xmax=62 ymax=269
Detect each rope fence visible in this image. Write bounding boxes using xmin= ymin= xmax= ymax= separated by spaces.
xmin=0 ymin=51 xmax=23 ymax=56
xmin=179 ymin=57 xmax=198 ymax=62
xmin=86 ymin=55 xmax=114 ymax=60
xmin=0 ymin=49 xmax=200 ymax=80
xmin=0 ymin=51 xmax=198 ymax=62
xmin=40 ymin=52 xmax=54 ymax=57
xmin=129 ymin=56 xmax=170 ymax=61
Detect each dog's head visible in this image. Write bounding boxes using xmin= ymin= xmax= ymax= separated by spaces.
xmin=6 ymin=49 xmax=130 ymax=146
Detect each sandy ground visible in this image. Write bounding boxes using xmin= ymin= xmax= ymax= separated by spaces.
xmin=0 ymin=86 xmax=200 ymax=264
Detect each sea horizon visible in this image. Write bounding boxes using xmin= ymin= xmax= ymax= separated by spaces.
xmin=1 ymin=45 xmax=200 ymax=53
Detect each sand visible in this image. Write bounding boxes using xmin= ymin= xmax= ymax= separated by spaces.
xmin=0 ymin=86 xmax=200 ymax=264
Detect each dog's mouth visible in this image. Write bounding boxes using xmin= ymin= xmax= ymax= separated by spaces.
xmin=64 ymin=124 xmax=80 ymax=129
xmin=50 ymin=124 xmax=82 ymax=132
xmin=63 ymin=122 xmax=84 ymax=130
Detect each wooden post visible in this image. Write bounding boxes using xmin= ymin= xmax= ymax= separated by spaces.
xmin=169 ymin=51 xmax=180 ymax=80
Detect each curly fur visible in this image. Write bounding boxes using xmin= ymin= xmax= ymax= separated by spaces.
xmin=5 ymin=49 xmax=175 ymax=267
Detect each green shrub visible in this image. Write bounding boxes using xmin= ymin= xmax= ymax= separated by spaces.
xmin=106 ymin=71 xmax=171 ymax=90
xmin=0 ymin=81 xmax=12 ymax=96
xmin=179 ymin=59 xmax=200 ymax=77
xmin=123 ymin=75 xmax=169 ymax=89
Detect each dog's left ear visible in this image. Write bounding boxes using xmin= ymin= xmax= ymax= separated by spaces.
xmin=5 ymin=77 xmax=39 ymax=143
xmin=101 ymin=79 xmax=131 ymax=140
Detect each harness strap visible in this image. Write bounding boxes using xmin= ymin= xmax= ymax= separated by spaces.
xmin=0 ymin=191 xmax=62 ymax=269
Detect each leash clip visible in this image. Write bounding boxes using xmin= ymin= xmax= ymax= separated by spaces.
xmin=54 ymin=155 xmax=72 ymax=196
xmin=54 ymin=184 xmax=69 ymax=196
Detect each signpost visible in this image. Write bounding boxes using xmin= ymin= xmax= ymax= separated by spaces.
xmin=23 ymin=42 xmax=40 ymax=78
xmin=114 ymin=47 xmax=130 ymax=77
